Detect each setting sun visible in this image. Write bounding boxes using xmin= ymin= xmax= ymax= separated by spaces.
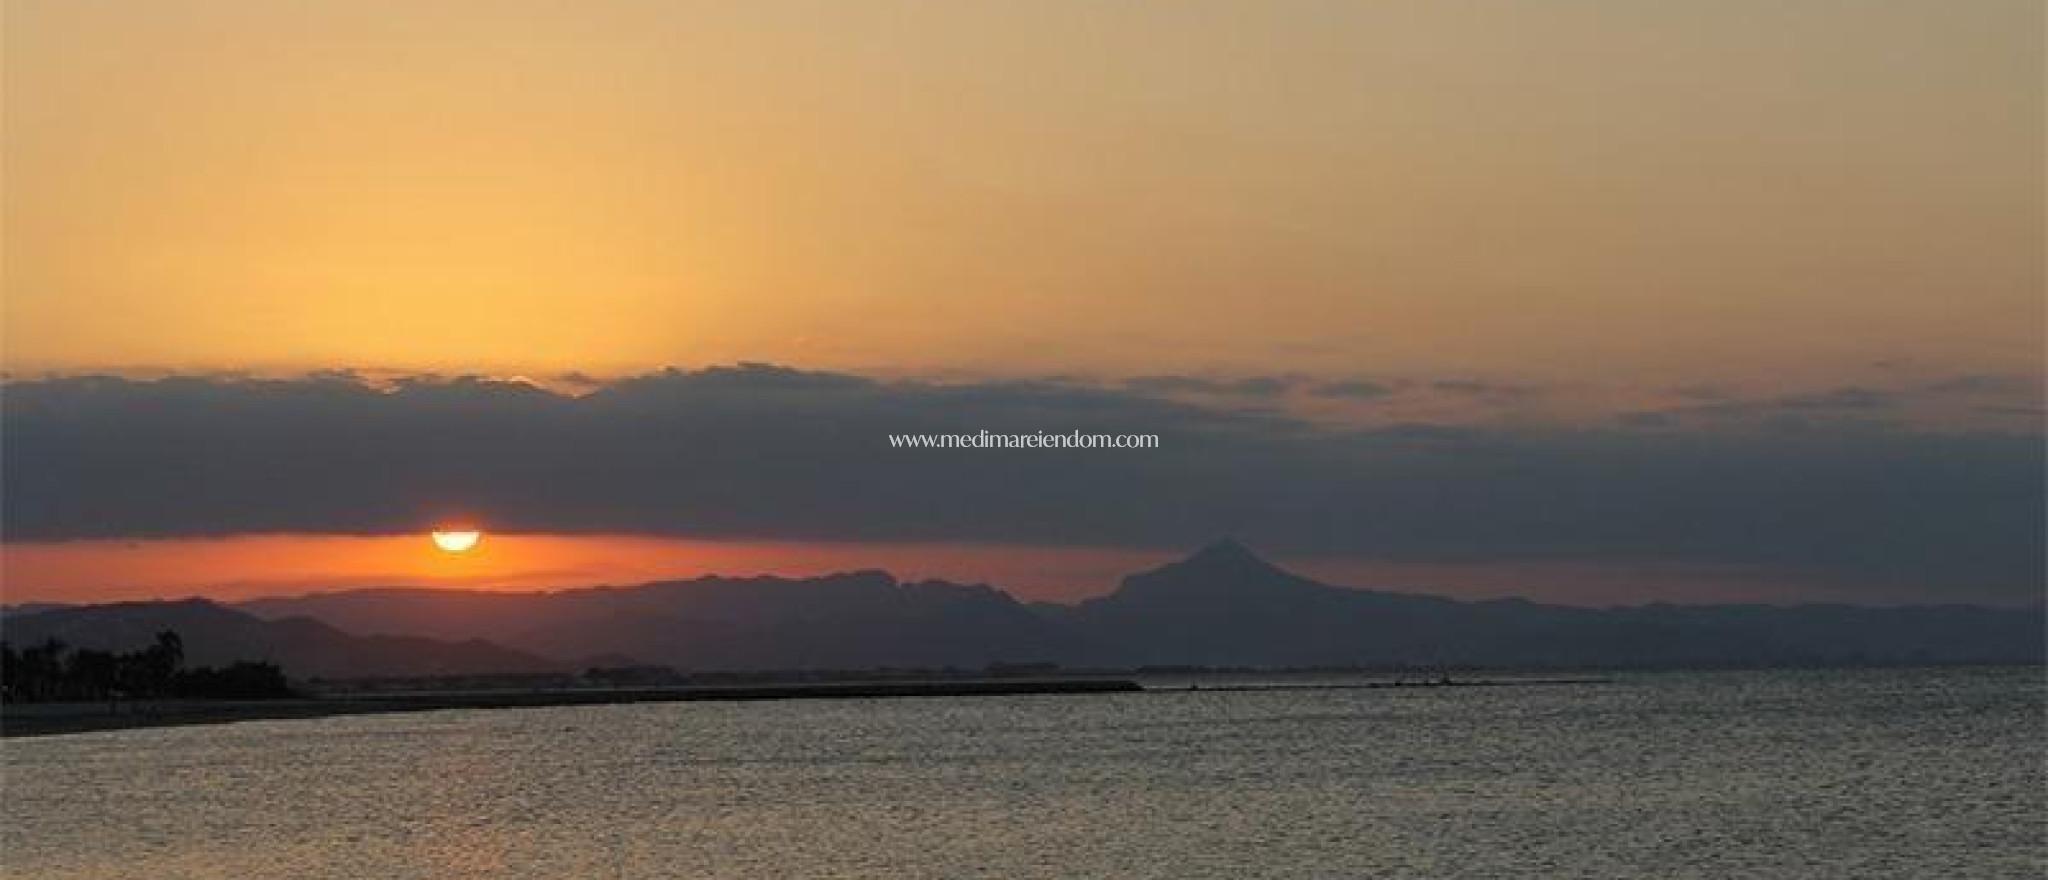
xmin=430 ymin=530 xmax=482 ymax=554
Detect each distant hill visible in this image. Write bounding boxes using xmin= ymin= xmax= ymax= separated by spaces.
xmin=26 ymin=542 xmax=2046 ymax=675
xmin=1064 ymin=540 xmax=2045 ymax=667
xmin=0 ymin=599 xmax=557 ymax=679
xmin=242 ymin=572 xmax=1079 ymax=670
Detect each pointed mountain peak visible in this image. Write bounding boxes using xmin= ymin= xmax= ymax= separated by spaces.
xmin=1094 ymin=538 xmax=1323 ymax=605
xmin=1184 ymin=537 xmax=1264 ymax=567
xmin=1169 ymin=538 xmax=1296 ymax=580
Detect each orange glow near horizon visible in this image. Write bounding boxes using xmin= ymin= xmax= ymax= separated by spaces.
xmin=0 ymin=534 xmax=1957 ymax=608
xmin=0 ymin=535 xmax=1174 ymax=605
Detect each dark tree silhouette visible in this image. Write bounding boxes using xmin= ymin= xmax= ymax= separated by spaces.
xmin=0 ymin=630 xmax=293 ymax=702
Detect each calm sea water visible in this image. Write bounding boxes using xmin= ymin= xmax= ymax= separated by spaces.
xmin=3 ymin=668 xmax=2042 ymax=879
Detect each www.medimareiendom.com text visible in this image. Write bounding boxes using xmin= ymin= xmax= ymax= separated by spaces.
xmin=887 ymin=431 xmax=1160 ymax=449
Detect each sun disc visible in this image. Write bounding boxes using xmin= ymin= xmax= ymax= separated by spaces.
xmin=431 ymin=530 xmax=482 ymax=553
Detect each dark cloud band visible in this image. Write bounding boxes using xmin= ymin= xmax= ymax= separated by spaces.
xmin=4 ymin=365 xmax=2041 ymax=602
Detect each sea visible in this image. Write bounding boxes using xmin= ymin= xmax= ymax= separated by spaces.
xmin=3 ymin=667 xmax=2042 ymax=879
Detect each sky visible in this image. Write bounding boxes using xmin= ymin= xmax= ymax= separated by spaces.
xmin=2 ymin=0 xmax=2042 ymax=606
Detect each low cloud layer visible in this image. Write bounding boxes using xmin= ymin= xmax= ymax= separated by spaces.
xmin=4 ymin=365 xmax=2041 ymax=602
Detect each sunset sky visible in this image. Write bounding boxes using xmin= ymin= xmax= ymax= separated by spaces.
xmin=3 ymin=0 xmax=2042 ymax=606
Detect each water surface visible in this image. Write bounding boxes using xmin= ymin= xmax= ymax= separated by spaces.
xmin=4 ymin=668 xmax=2042 ymax=878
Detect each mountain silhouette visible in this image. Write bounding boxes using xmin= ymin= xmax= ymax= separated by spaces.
xmin=1069 ymin=539 xmax=1472 ymax=666
xmin=17 ymin=542 xmax=2042 ymax=677
xmin=1107 ymin=538 xmax=1327 ymax=600
xmin=243 ymin=571 xmax=1078 ymax=670
xmin=1 ymin=599 xmax=555 ymax=679
xmin=1068 ymin=541 xmax=2041 ymax=667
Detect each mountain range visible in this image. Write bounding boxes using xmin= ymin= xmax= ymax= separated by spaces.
xmin=1 ymin=598 xmax=552 ymax=678
xmin=4 ymin=541 xmax=2040 ymax=678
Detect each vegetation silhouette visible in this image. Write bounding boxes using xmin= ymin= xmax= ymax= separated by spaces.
xmin=0 ymin=631 xmax=293 ymax=702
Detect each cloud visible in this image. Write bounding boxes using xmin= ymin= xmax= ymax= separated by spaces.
xmin=1774 ymin=386 xmax=1900 ymax=410
xmin=1926 ymin=374 xmax=2043 ymax=397
xmin=1615 ymin=411 xmax=1675 ymax=428
xmin=3 ymin=366 xmax=2042 ymax=602
xmin=1309 ymin=380 xmax=1396 ymax=400
xmin=1670 ymin=384 xmax=1734 ymax=401
xmin=1638 ymin=375 xmax=2045 ymax=431
xmin=1428 ymin=378 xmax=1539 ymax=402
xmin=1122 ymin=375 xmax=1297 ymax=398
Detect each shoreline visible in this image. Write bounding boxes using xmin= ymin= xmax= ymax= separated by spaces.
xmin=0 ymin=675 xmax=1631 ymax=739
xmin=0 ymin=678 xmax=1142 ymax=739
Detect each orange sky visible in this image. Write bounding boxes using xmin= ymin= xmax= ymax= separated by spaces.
xmin=1 ymin=1 xmax=2040 ymax=607
xmin=4 ymin=0 xmax=2040 ymax=386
